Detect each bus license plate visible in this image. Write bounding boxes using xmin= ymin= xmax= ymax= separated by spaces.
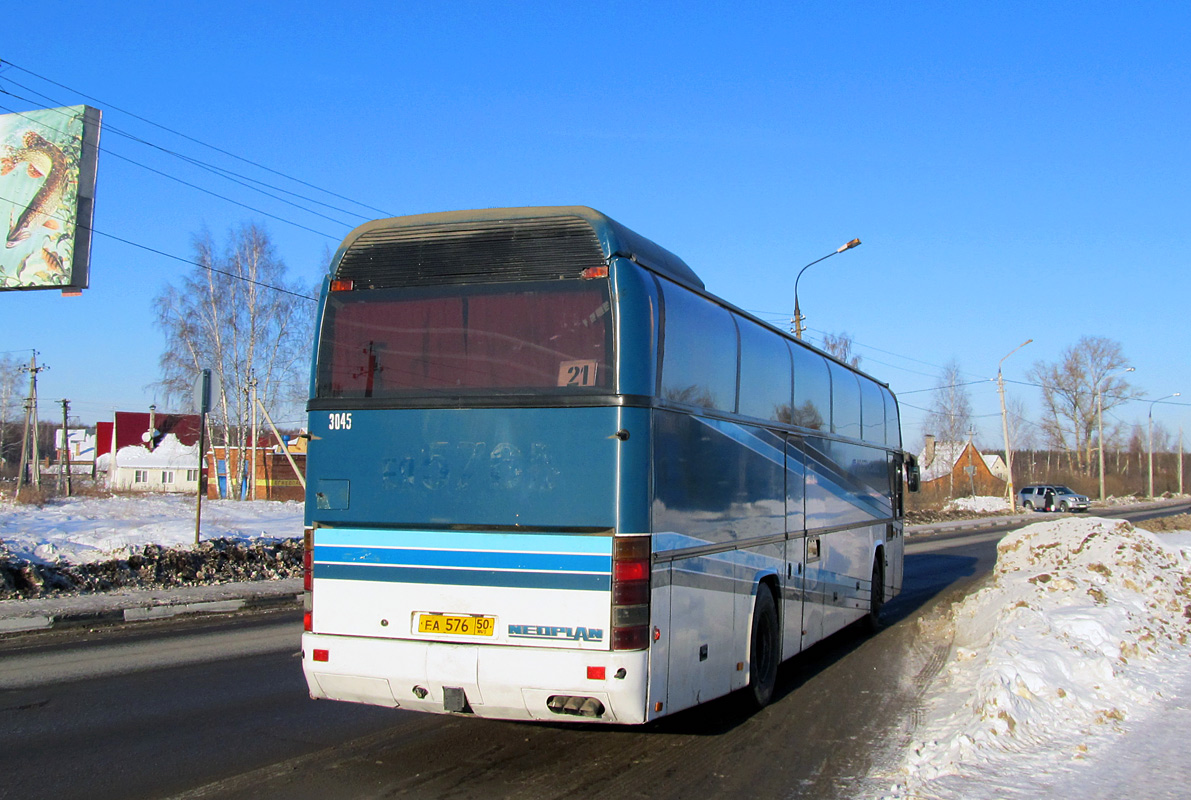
xmin=416 ymin=613 xmax=496 ymax=637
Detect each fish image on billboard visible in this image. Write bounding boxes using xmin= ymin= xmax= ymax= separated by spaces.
xmin=0 ymin=105 xmax=101 ymax=292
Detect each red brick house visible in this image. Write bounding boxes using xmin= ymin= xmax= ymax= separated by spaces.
xmin=916 ymin=434 xmax=1006 ymax=497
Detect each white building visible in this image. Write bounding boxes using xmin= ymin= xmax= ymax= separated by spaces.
xmin=108 ymin=433 xmax=201 ymax=493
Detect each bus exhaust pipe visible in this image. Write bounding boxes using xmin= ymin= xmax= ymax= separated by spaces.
xmin=547 ymin=695 xmax=606 ymax=718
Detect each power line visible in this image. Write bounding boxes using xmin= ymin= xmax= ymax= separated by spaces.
xmin=0 ymin=79 xmax=370 ymax=226
xmin=0 ymin=98 xmax=344 ymax=241
xmin=0 ymin=190 xmax=318 ymax=301
xmin=0 ymin=59 xmax=393 ymax=218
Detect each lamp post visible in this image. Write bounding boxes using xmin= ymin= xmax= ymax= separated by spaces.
xmin=791 ymin=238 xmax=861 ymax=339
xmin=1096 ymin=366 xmax=1134 ymax=502
xmin=1148 ymin=392 xmax=1181 ymax=499
xmin=997 ymin=339 xmax=1032 ymax=512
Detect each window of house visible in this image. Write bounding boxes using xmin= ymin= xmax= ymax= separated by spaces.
xmin=186 ymin=469 xmax=199 ymax=482
xmin=134 ymin=470 xmax=148 ymax=483
xmin=162 ymin=471 xmax=175 ymax=484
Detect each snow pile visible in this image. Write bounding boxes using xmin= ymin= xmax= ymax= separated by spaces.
xmin=0 ymin=494 xmax=302 ymax=565
xmin=943 ymin=496 xmax=1010 ymax=514
xmin=885 ymin=518 xmax=1191 ymax=798
xmin=0 ymin=495 xmax=304 ymax=600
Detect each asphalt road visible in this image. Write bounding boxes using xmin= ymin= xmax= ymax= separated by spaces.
xmin=1 ymin=503 xmax=1186 ymax=800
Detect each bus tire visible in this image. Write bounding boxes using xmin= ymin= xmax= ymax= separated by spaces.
xmin=864 ymin=557 xmax=885 ymax=633
xmin=746 ymin=585 xmax=780 ymax=710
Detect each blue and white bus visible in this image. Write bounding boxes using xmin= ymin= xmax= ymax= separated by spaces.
xmin=301 ymin=207 xmax=917 ymax=724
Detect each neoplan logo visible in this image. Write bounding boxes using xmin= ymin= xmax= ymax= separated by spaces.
xmin=508 ymin=624 xmax=604 ymax=642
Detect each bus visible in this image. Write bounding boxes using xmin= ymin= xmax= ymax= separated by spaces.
xmin=301 ymin=206 xmax=918 ymax=724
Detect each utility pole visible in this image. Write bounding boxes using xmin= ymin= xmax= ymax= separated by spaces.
xmin=249 ymin=374 xmax=258 ymax=501
xmin=15 ymin=352 xmax=47 ymax=496
xmin=997 ymin=339 xmax=1032 ymax=512
xmin=58 ymin=399 xmax=72 ymax=496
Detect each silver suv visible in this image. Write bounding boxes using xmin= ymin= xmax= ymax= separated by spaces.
xmin=1018 ymin=485 xmax=1089 ymax=513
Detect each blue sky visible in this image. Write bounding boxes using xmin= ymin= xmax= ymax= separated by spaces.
xmin=1 ymin=1 xmax=1188 ymax=448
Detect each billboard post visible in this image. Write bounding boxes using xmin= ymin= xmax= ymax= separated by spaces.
xmin=193 ymin=369 xmax=217 ymax=545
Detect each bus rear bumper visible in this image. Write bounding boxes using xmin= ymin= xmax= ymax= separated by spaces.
xmin=302 ymin=632 xmax=651 ymax=724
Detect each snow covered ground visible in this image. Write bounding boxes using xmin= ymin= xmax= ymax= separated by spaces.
xmin=0 ymin=494 xmax=302 ymax=565
xmin=943 ymin=495 xmax=1011 ymax=514
xmin=871 ymin=516 xmax=1191 ymax=799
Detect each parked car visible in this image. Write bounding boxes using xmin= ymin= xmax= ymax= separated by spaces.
xmin=1018 ymin=485 xmax=1090 ymax=512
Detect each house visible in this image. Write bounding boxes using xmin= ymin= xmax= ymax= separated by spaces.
xmin=982 ymin=453 xmax=1009 ymax=481
xmin=49 ymin=428 xmax=98 ymax=475
xmin=96 ymin=410 xmax=203 ymax=493
xmin=206 ymin=440 xmax=305 ymax=502
xmin=917 ymin=434 xmax=1006 ymax=496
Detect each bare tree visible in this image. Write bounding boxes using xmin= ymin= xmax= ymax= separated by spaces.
xmin=821 ymin=332 xmax=861 ymax=368
xmin=923 ymin=359 xmax=973 ymax=444
xmin=153 ymin=223 xmax=315 ymax=494
xmin=0 ymin=353 xmax=22 ymax=468
xmin=1027 ymin=336 xmax=1137 ymax=475
xmin=1006 ymin=394 xmax=1036 ymax=452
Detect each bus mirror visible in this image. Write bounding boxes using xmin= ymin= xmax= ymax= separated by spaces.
xmin=905 ymin=454 xmax=920 ymax=493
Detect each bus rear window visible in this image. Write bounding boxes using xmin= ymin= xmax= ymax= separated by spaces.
xmin=316 ymin=281 xmax=613 ymax=399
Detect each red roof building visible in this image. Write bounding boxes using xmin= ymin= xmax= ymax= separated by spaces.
xmin=96 ymin=412 xmax=202 ymax=457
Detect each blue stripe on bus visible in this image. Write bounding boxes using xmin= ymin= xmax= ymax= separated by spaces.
xmin=314 ymin=528 xmax=613 ymax=556
xmin=314 ymin=545 xmax=610 ymax=573
xmin=314 ymin=562 xmax=611 ymax=591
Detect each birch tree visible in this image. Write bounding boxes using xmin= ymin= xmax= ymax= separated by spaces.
xmin=153 ymin=223 xmax=315 ymax=493
xmin=923 ymin=359 xmax=973 ymax=444
xmin=1026 ymin=336 xmax=1137 ymax=474
xmin=821 ymin=332 xmax=861 ymax=369
xmin=0 ymin=353 xmax=22 ymax=469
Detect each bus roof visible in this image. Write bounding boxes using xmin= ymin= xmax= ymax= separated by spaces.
xmin=332 ymin=206 xmax=705 ymax=293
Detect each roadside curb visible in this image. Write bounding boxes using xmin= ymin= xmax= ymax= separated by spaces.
xmin=0 ymin=579 xmax=302 ymax=635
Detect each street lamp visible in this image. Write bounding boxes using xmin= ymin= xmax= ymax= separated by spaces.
xmin=997 ymin=339 xmax=1032 ymax=512
xmin=1096 ymin=366 xmax=1134 ymax=502
xmin=1148 ymin=392 xmax=1181 ymax=499
xmin=791 ymin=238 xmax=861 ymax=339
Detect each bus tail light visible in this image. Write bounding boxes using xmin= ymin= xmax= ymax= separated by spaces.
xmin=612 ymin=536 xmax=650 ymax=650
xmin=329 ymin=278 xmax=354 ymax=292
xmin=303 ymin=527 xmax=314 ymax=632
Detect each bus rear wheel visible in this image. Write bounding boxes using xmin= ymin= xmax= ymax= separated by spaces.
xmin=864 ymin=557 xmax=885 ymax=633
xmin=746 ymin=586 xmax=780 ymax=710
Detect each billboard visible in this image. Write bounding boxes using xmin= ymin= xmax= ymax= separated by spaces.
xmin=0 ymin=105 xmax=101 ymax=292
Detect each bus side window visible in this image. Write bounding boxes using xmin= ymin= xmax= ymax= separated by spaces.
xmin=860 ymin=377 xmax=886 ymax=445
xmin=791 ymin=343 xmax=830 ymax=431
xmin=882 ymin=386 xmax=901 ymax=451
xmin=738 ymin=318 xmax=793 ymax=422
xmin=828 ymin=361 xmax=862 ymax=439
xmin=658 ymin=282 xmax=738 ymax=413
